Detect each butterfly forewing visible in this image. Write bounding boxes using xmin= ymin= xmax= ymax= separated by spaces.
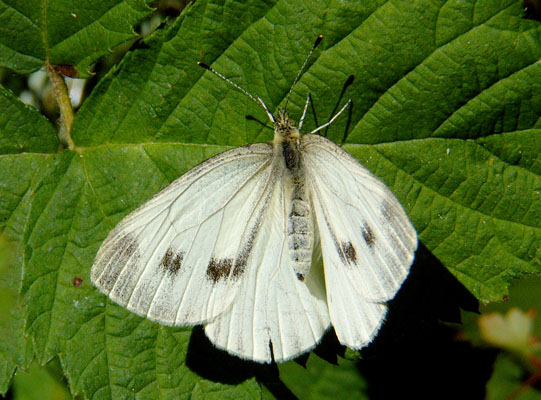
xmin=92 ymin=143 xmax=275 ymax=325
xmin=302 ymin=134 xmax=417 ymax=348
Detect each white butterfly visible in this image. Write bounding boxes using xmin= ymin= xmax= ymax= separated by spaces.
xmin=91 ymin=36 xmax=417 ymax=363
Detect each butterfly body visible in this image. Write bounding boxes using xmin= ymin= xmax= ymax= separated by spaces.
xmin=273 ymin=110 xmax=314 ymax=282
xmin=92 ymin=38 xmax=418 ymax=363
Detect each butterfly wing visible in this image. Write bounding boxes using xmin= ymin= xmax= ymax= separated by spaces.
xmin=204 ymin=162 xmax=330 ymax=363
xmin=302 ymin=134 xmax=417 ymax=349
xmin=91 ymin=143 xmax=275 ymax=326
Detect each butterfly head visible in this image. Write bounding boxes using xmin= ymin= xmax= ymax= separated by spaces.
xmin=273 ymin=108 xmax=300 ymax=144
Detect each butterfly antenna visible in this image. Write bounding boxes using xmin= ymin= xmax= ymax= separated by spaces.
xmin=197 ymin=61 xmax=275 ymax=123
xmin=284 ymin=35 xmax=323 ymax=110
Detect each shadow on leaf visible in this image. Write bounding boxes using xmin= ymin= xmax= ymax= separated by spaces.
xmin=358 ymin=242 xmax=497 ymax=399
xmin=186 ymin=326 xmax=298 ymax=398
xmin=185 ymin=242 xmax=496 ymax=399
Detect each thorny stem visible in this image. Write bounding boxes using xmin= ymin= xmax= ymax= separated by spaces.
xmin=46 ymin=63 xmax=75 ymax=150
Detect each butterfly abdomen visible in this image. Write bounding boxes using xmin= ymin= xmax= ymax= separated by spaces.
xmin=287 ymin=194 xmax=313 ymax=282
xmin=282 ymin=139 xmax=313 ymax=282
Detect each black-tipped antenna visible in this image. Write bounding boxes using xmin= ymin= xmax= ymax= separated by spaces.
xmin=284 ymin=35 xmax=323 ymax=110
xmin=197 ymin=62 xmax=275 ymax=123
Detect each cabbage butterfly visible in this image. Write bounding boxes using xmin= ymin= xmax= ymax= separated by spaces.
xmin=91 ymin=36 xmax=417 ymax=363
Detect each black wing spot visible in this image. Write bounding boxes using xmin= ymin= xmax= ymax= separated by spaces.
xmin=361 ymin=223 xmax=376 ymax=248
xmin=296 ymin=272 xmax=305 ymax=282
xmin=206 ymin=258 xmax=233 ymax=283
xmin=160 ymin=248 xmax=184 ymax=276
xmin=341 ymin=241 xmax=357 ymax=263
xmin=231 ymin=223 xmax=259 ymax=280
xmin=233 ymin=255 xmax=247 ymax=280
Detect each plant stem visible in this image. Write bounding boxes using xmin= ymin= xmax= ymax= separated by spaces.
xmin=46 ymin=63 xmax=75 ymax=150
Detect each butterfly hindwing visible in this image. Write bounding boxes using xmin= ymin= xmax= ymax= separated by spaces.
xmin=302 ymin=134 xmax=417 ymax=348
xmin=204 ymin=162 xmax=330 ymax=363
xmin=91 ymin=143 xmax=274 ymax=325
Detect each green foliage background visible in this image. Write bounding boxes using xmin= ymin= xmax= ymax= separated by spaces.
xmin=0 ymin=0 xmax=539 ymax=398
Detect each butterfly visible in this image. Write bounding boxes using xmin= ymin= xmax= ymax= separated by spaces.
xmin=91 ymin=36 xmax=418 ymax=363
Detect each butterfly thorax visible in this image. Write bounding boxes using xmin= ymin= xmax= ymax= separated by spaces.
xmin=272 ymin=109 xmax=313 ymax=282
xmin=273 ymin=110 xmax=301 ymax=169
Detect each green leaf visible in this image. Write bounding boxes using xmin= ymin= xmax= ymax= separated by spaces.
xmin=0 ymin=0 xmax=152 ymax=75
xmin=11 ymin=360 xmax=72 ymax=400
xmin=0 ymin=234 xmax=27 ymax=396
xmin=0 ymin=0 xmax=540 ymax=398
xmin=0 ymin=86 xmax=59 ymax=154
xmin=74 ymin=0 xmax=540 ymax=302
xmin=278 ymin=355 xmax=369 ymax=399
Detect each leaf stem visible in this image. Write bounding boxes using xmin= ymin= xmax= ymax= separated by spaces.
xmin=46 ymin=63 xmax=75 ymax=150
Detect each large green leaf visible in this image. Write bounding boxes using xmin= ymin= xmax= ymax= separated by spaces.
xmin=0 ymin=0 xmax=539 ymax=398
xmin=73 ymin=0 xmax=540 ymax=301
xmin=0 ymin=0 xmax=152 ymax=75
